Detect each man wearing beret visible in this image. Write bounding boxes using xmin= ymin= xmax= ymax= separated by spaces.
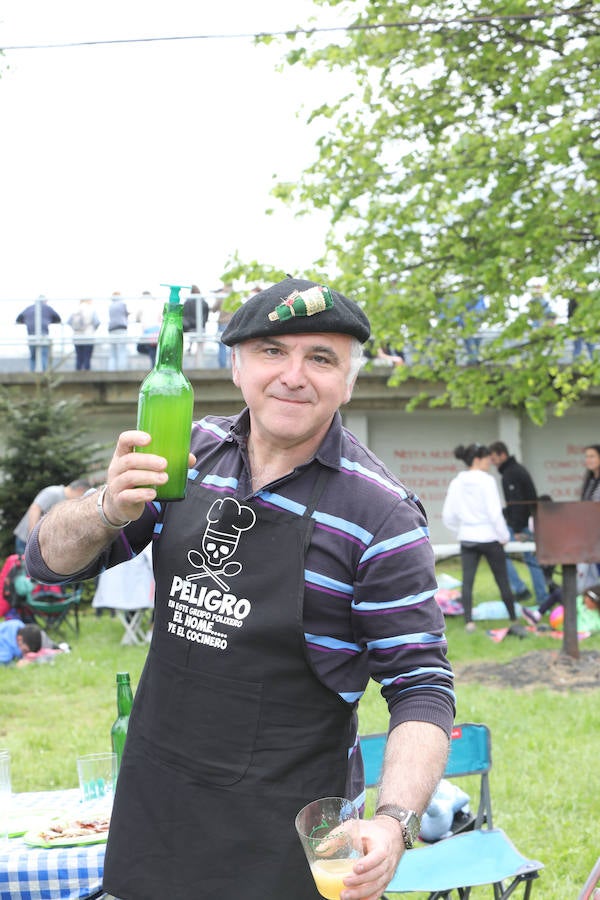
xmin=27 ymin=277 xmax=454 ymax=900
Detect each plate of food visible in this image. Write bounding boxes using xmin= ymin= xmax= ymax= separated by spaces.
xmin=8 ymin=811 xmax=55 ymax=838
xmin=23 ymin=813 xmax=111 ymax=848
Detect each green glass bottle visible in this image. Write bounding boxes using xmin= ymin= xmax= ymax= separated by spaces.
xmin=111 ymin=671 xmax=134 ymax=772
xmin=136 ymin=284 xmax=194 ymax=501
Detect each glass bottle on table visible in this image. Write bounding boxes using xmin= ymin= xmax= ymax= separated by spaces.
xmin=111 ymin=672 xmax=134 ymax=773
xmin=136 ymin=283 xmax=195 ymax=501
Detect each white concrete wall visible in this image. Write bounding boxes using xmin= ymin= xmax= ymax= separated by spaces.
xmin=1 ymin=375 xmax=595 ymax=545
xmin=522 ymin=407 xmax=593 ymax=503
xmin=341 ymin=408 xmax=595 ymax=543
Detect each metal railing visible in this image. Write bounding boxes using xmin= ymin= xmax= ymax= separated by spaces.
xmin=0 ymin=294 xmax=225 ymax=373
xmin=0 ymin=295 xmax=595 ymax=375
xmin=0 ymin=330 xmax=222 ymax=374
xmin=0 ymin=331 xmax=224 ymax=374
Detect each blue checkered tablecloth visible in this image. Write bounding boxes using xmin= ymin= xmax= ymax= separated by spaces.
xmin=0 ymin=790 xmax=106 ymax=900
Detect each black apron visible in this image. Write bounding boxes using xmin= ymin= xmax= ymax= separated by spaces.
xmin=103 ymin=456 xmax=355 ymax=900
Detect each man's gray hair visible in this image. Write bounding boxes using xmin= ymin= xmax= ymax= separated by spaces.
xmin=347 ymin=337 xmax=365 ymax=384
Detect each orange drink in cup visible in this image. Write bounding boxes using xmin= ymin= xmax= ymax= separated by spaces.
xmin=295 ymin=797 xmax=363 ymax=900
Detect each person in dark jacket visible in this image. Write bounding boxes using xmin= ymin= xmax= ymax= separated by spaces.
xmin=182 ymin=285 xmax=209 ymax=354
xmin=16 ymin=296 xmax=62 ymax=372
xmin=489 ymin=441 xmax=546 ymax=604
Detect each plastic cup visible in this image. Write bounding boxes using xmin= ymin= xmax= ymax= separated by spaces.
xmin=295 ymin=797 xmax=363 ymax=900
xmin=76 ymin=752 xmax=117 ymax=806
xmin=0 ymin=749 xmax=11 ymax=845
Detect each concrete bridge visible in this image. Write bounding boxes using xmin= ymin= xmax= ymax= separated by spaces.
xmin=0 ymin=365 xmax=597 ymax=544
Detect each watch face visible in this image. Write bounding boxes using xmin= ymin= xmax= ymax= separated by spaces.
xmin=403 ymin=811 xmax=421 ymax=846
xmin=375 ymin=804 xmax=421 ymax=848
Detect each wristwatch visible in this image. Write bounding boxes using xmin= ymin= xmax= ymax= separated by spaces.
xmin=375 ymin=804 xmax=421 ymax=849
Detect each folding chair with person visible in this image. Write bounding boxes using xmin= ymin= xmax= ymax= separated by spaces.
xmin=360 ymin=722 xmax=544 ymax=899
xmin=0 ymin=554 xmax=80 ymax=637
xmin=25 ymin=582 xmax=84 ymax=637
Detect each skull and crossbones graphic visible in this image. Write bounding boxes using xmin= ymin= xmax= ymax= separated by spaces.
xmin=186 ymin=498 xmax=256 ymax=591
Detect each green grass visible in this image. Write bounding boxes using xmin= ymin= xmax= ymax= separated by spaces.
xmin=2 ymin=559 xmax=597 ymax=898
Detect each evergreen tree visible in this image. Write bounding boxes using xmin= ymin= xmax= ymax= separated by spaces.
xmin=0 ymin=381 xmax=105 ymax=558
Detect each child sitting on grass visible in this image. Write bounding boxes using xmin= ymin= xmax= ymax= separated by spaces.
xmin=523 ymin=582 xmax=600 ymax=632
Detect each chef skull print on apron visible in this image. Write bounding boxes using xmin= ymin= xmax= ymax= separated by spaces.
xmin=104 ymin=455 xmax=355 ymax=900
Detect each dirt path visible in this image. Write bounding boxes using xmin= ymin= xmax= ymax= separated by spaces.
xmin=454 ymin=648 xmax=600 ymax=691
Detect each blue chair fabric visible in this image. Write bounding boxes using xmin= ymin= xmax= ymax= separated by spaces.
xmin=388 ymin=828 xmax=541 ymax=895
xmin=359 ymin=723 xmax=544 ymax=899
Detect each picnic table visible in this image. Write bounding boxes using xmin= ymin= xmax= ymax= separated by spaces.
xmin=1 ymin=789 xmax=106 ymax=900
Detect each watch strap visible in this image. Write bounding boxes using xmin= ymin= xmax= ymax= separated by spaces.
xmin=375 ymin=804 xmax=420 ymax=849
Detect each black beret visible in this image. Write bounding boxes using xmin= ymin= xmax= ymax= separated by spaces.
xmin=221 ymin=277 xmax=370 ymax=346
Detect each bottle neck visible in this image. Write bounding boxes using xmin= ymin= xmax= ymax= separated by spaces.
xmin=116 ymin=682 xmax=133 ymax=716
xmin=155 ymin=303 xmax=184 ymax=370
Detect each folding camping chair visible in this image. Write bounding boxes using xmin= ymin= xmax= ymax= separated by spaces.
xmin=25 ymin=582 xmax=83 ymax=636
xmin=360 ymin=723 xmax=544 ymax=899
xmin=116 ymin=607 xmax=153 ymax=646
xmin=92 ymin=547 xmax=154 ymax=645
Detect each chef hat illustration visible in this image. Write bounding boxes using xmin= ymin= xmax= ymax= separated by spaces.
xmin=202 ymin=498 xmax=256 ymax=564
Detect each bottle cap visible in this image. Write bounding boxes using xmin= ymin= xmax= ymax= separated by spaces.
xmin=160 ymin=284 xmax=192 ymax=305
xmin=116 ymin=672 xmax=130 ymax=682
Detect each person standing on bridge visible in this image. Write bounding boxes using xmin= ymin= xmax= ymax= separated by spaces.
xmin=16 ymin=296 xmax=61 ymax=372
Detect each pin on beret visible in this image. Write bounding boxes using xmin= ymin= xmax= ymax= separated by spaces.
xmin=221 ymin=277 xmax=371 ymax=346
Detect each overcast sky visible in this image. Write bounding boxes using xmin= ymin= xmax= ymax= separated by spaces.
xmin=0 ymin=0 xmax=349 ymax=303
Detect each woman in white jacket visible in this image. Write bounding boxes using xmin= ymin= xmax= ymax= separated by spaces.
xmin=442 ymin=443 xmax=517 ymax=631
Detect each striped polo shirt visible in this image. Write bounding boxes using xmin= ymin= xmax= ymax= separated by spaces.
xmin=28 ymin=408 xmax=455 ymax=801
